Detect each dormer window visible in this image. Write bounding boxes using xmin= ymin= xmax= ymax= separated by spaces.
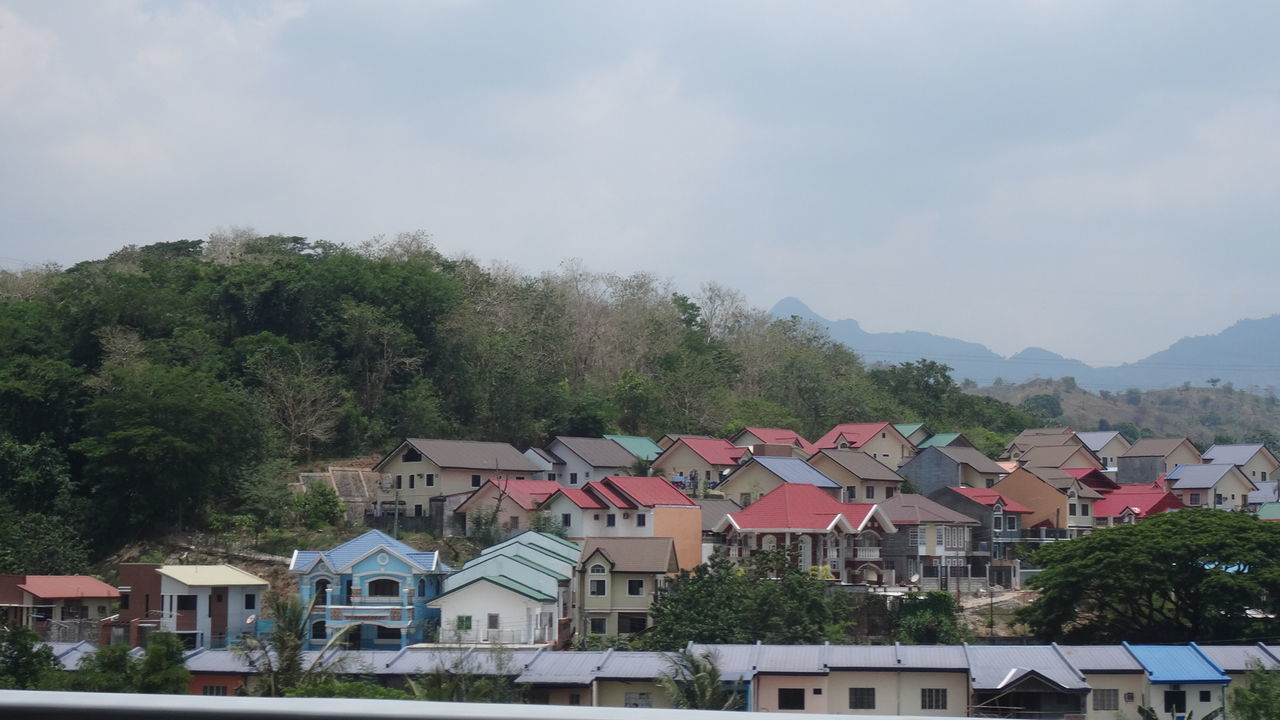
xmin=590 ymin=563 xmax=606 ymax=574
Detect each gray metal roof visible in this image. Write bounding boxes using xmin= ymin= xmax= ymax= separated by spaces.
xmin=1056 ymin=645 xmax=1144 ymax=672
xmin=1203 ymin=444 xmax=1267 ymax=467
xmin=744 ymin=456 xmax=839 ymax=488
xmin=814 ymin=449 xmax=903 ymax=482
xmin=877 ymin=493 xmax=981 ymax=526
xmin=1075 ymin=431 xmax=1122 ymax=453
xmin=695 ymin=498 xmax=741 ymax=531
xmin=552 ymin=437 xmax=639 ymax=469
xmin=1196 ymin=644 xmax=1280 ymax=672
xmin=516 ymin=650 xmax=608 ymax=685
xmin=1166 ymin=463 xmax=1237 ymax=490
xmin=1249 ymin=481 xmax=1280 ymax=505
xmin=823 ymin=644 xmax=899 ymax=669
xmin=399 ymin=438 xmax=541 ymax=472
xmin=688 ymin=644 xmax=767 ymax=682
xmin=966 ymin=645 xmax=1089 ymax=692
xmin=935 ymin=447 xmax=1008 ymax=475
xmin=594 ymin=651 xmax=672 ymax=680
xmin=894 ymin=644 xmax=970 ymax=670
xmin=750 ymin=645 xmax=828 ymax=673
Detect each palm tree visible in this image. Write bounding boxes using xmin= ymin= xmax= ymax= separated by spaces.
xmin=232 ymin=593 xmax=352 ymax=696
xmin=658 ymin=648 xmax=742 ymax=710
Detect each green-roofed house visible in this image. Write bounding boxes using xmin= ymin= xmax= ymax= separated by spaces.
xmin=893 ymin=423 xmax=933 ymax=447
xmin=918 ymin=432 xmax=976 ymax=450
xmin=1256 ymin=502 xmax=1280 ymax=522
xmin=603 ymin=435 xmax=663 ymax=463
xmin=428 ymin=531 xmax=581 ymax=645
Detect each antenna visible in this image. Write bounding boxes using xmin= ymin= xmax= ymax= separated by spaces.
xmin=245 ymin=614 xmax=256 ymax=625
xmin=909 ymin=574 xmax=920 ymax=583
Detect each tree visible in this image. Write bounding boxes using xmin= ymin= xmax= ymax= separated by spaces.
xmin=1019 ymin=394 xmax=1062 ymax=419
xmin=232 ymin=594 xmax=350 ymax=696
xmin=0 ymin=625 xmax=60 ymax=689
xmin=1230 ymin=663 xmax=1280 ymax=720
xmin=658 ymin=648 xmax=742 ymax=710
xmin=1015 ymin=509 xmax=1280 ymax=643
xmin=893 ymin=591 xmax=967 ymax=644
xmin=53 ymin=632 xmax=192 ymax=694
xmin=286 ymin=680 xmax=413 ymax=699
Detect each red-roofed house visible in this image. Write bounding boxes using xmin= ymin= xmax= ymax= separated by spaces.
xmin=926 ymin=487 xmax=1034 ymax=588
xmin=455 ymin=479 xmax=563 ymax=537
xmin=651 ymin=437 xmax=746 ymax=495
xmin=730 ymin=427 xmax=818 ymax=458
xmin=0 ymin=575 xmax=120 ymax=642
xmin=813 ymin=422 xmax=916 ymax=468
xmin=540 ymin=476 xmax=702 ymax=569
xmin=1092 ymin=485 xmax=1185 ymax=527
xmin=713 ymin=484 xmax=897 ymax=584
xmin=1062 ymin=467 xmax=1120 ymax=493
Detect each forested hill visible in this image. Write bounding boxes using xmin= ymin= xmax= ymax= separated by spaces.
xmin=0 ymin=232 xmax=1038 ymax=570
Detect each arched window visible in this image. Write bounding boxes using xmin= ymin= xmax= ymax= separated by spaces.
xmin=368 ymin=579 xmax=399 ymax=597
xmin=590 ymin=564 xmax=607 ymax=574
xmin=311 ymin=621 xmax=326 ymax=640
xmin=762 ymin=535 xmax=777 ymax=551
xmin=314 ymin=579 xmax=331 ymax=604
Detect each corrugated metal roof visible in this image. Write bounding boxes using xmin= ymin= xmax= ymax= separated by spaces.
xmin=877 ymin=494 xmax=981 ymax=526
xmin=603 ymin=476 xmax=697 ymax=507
xmin=1196 ymin=644 xmax=1280 ymax=672
xmin=918 ymin=432 xmax=961 ymax=449
xmin=1203 ymin=444 xmax=1267 ymax=467
xmin=676 ymin=437 xmax=747 ymax=467
xmin=966 ymin=645 xmax=1088 ymax=691
xmin=1126 ymin=643 xmax=1230 ymax=683
xmin=1075 ymin=431 xmax=1122 ymax=452
xmin=16 ymin=576 xmax=120 ymax=599
xmin=1166 ymin=463 xmax=1244 ymax=490
xmin=1122 ymin=438 xmax=1196 ymax=459
xmin=935 ymin=447 xmax=1008 ymax=475
xmin=552 ymin=437 xmax=638 ymax=469
xmin=947 ymin=487 xmax=1034 ymax=514
xmin=1249 ymin=481 xmax=1280 ymax=506
xmin=156 ymin=565 xmax=269 ymax=588
xmin=814 ymin=422 xmax=892 ymax=450
xmin=745 ymin=457 xmax=839 ymax=488
xmin=751 ymin=645 xmax=827 ymax=673
xmin=738 ymin=427 xmax=818 ymax=456
xmin=1056 ymin=645 xmax=1145 ymax=672
xmin=696 ymin=498 xmax=741 ymax=531
xmin=894 ymin=644 xmax=969 ymax=669
xmin=517 ymin=650 xmax=609 ymax=684
xmin=604 ymin=435 xmax=663 ymax=462
xmin=813 ymin=449 xmax=903 ymax=482
xmin=291 ymin=530 xmax=445 ymax=573
xmin=595 ymin=651 xmax=672 ymax=679
xmin=688 ymin=644 xmax=765 ymax=682
xmin=400 ymin=438 xmax=541 ymax=472
xmin=824 ymin=644 xmax=899 ymax=669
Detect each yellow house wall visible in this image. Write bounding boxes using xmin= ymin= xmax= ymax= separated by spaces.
xmin=651 ymin=444 xmax=718 ymax=485
xmin=1165 ymin=445 xmax=1203 ymax=474
xmin=458 ymin=485 xmax=535 ymax=532
xmin=1096 ymin=437 xmax=1131 ymax=467
xmin=857 ymin=432 xmax=914 ymax=468
xmin=755 ymin=674 xmax=829 ymax=713
xmin=653 ymin=506 xmax=702 ymax=571
xmin=995 ymin=469 xmax=1066 ymax=529
xmin=957 ymin=465 xmax=998 ymax=489
xmin=826 ymin=670 xmax=969 ymax=716
xmin=717 ymin=464 xmax=784 ymax=506
xmin=594 ymin=680 xmax=674 ymax=709
xmin=1061 ymin=447 xmax=1103 ymax=470
xmin=1081 ymin=673 xmax=1146 ymax=720
xmin=1240 ymin=454 xmax=1279 ymax=482
xmin=1215 ymin=470 xmax=1255 ymax=510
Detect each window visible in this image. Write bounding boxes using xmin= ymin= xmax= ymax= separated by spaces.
xmin=176 ymin=595 xmax=197 ymax=611
xmin=1093 ymin=689 xmax=1119 ymax=711
xmin=508 ymin=515 xmax=519 ymax=530
xmin=886 ymin=487 xmax=895 ymax=499
xmin=570 ymin=472 xmax=579 ymax=485
xmin=778 ymin=688 xmax=805 ymax=710
xmin=762 ymin=535 xmax=777 ymax=551
xmin=627 ymin=579 xmax=645 ymax=596
xmin=426 ymin=473 xmax=435 ymax=486
xmin=606 ymin=514 xmax=617 ymax=527
xmin=376 ymin=625 xmax=400 ymax=640
xmin=569 ymin=693 xmax=581 ymax=706
xmin=993 ymin=515 xmax=1004 ymax=530
xmin=624 ymin=692 xmax=652 ymax=708
xmin=408 ymin=475 xmax=415 ymax=489
xmin=589 ymin=617 xmax=607 ymax=634
xmin=1164 ymin=690 xmax=1186 ymax=714
xmin=850 ymin=687 xmax=876 ymax=709
xmin=590 ymin=563 xmax=606 ymax=573
xmin=1200 ymin=690 xmax=1211 ymax=703
xmin=1189 ymin=492 xmax=1201 ymax=506
xmin=245 ymin=593 xmax=256 ymax=610
xmin=589 ymin=579 xmax=606 ymax=596
xmin=547 ymin=473 xmax=556 ymax=481
xmin=488 ymin=613 xmax=500 ymax=630
xmin=1069 ymin=503 xmax=1077 ymax=516
xmin=417 ymin=579 xmax=426 ymax=596
xmin=1007 ymin=515 xmax=1020 ymax=531
xmin=921 ymin=688 xmax=947 ymax=710
xmin=414 ymin=504 xmax=423 ymax=517
xmin=1124 ymin=692 xmax=1135 ymax=704
xmin=471 ymin=474 xmax=481 ymax=488
xmin=395 ymin=475 xmax=403 ymax=489
xmin=985 ymin=478 xmax=995 ymax=488
xmin=120 ymin=593 xmax=129 ymax=610
xmin=865 ymin=485 xmax=875 ymax=500
xmin=561 ymin=513 xmax=572 ymax=527
xmin=846 ymin=486 xmax=857 ymax=501
xmin=456 ymin=615 xmax=473 ymax=631
xmin=636 ymin=513 xmax=646 ymax=527
xmin=1081 ymin=503 xmax=1090 ymax=516
xmin=369 ymin=579 xmax=399 ymax=596
xmin=740 ymin=493 xmax=752 ymax=506
xmin=202 ymin=685 xmax=228 ymax=696
xmin=1215 ymin=493 xmax=1225 ymax=506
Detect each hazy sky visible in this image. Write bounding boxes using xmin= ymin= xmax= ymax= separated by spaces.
xmin=3 ymin=1 xmax=1278 ymax=364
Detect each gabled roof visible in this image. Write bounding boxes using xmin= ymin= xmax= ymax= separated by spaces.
xmin=1125 ymin=643 xmax=1230 ymax=683
xmin=579 ymin=537 xmax=679 ymax=574
xmin=525 ymin=447 xmax=561 ymax=465
xmin=716 ymin=483 xmax=895 ymax=534
xmin=375 ymin=438 xmax=540 ymax=473
xmin=587 ymin=481 xmax=635 ymax=509
xmin=1010 ymin=433 xmax=1081 ymax=450
xmin=918 ymin=432 xmax=968 ymax=449
xmin=1166 ymin=463 xmax=1254 ymax=491
xmin=289 ymin=530 xmax=446 ymax=574
xmin=1092 ymin=486 xmax=1184 ymax=520
xmin=811 ymin=449 xmax=904 ymax=483
xmin=733 ymin=427 xmax=818 ymax=455
xmin=456 ymin=479 xmax=562 ymax=512
xmin=1249 ymin=481 xmax=1280 ymax=506
xmin=727 ymin=456 xmax=839 ymax=488
xmin=478 ymin=531 xmax=581 ymax=564
xmin=1056 ymin=645 xmax=1145 ymax=672
xmin=1122 ymin=438 xmax=1198 ymax=460
xmin=600 ymin=476 xmax=697 ymax=507
xmin=1204 ymin=443 xmax=1278 ymax=468
xmin=695 ymin=498 xmax=742 ymax=531
xmin=156 ymin=565 xmax=269 ymax=588
xmin=966 ymin=645 xmax=1089 ymax=692
xmin=663 ymin=437 xmax=746 ymax=467
xmin=893 ymin=422 xmax=928 ymax=437
xmin=814 ymin=422 xmax=892 ymax=450
xmin=934 ymin=446 xmax=1008 ymax=475
xmin=945 ymin=487 xmax=1034 ymax=514
xmin=1019 ymin=445 xmax=1099 ymax=470
xmin=1196 ymin=644 xmax=1280 ymax=672
xmin=16 ymin=576 xmax=120 ymax=600
xmin=1062 ymin=467 xmax=1120 ymax=491
xmin=877 ymin=494 xmax=980 ymax=526
xmin=604 ymin=435 xmax=663 ymax=462
xmin=1075 ymin=431 xmax=1126 ymax=453
xmin=1022 ymin=467 xmax=1104 ymax=499
xmin=432 ymin=575 xmax=556 ymax=604
xmin=550 ymin=436 xmax=638 ymax=468
xmin=548 ymin=486 xmax=609 ymax=510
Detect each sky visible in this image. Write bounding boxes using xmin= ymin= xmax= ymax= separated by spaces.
xmin=2 ymin=1 xmax=1279 ymax=365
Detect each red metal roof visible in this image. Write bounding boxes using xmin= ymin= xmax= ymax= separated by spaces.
xmin=740 ymin=427 xmax=818 ymax=455
xmin=586 ymin=482 xmax=635 ymax=510
xmin=679 ymin=437 xmax=747 ymax=466
xmin=462 ymin=479 xmax=562 ymax=511
xmin=724 ymin=483 xmax=881 ymax=532
xmin=1062 ymin=467 xmax=1120 ymax=491
xmin=1092 ymin=486 xmax=1185 ymax=519
xmin=949 ymin=487 xmax=1034 ymax=514
xmin=555 ymin=486 xmax=608 ymax=509
xmin=17 ymin=576 xmax=120 ymax=600
xmin=813 ymin=422 xmax=891 ymax=450
xmin=602 ymin=476 xmax=697 ymax=507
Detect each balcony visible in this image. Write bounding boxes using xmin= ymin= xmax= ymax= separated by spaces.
xmin=853 ymin=546 xmax=881 ymax=560
xmin=324 ymin=605 xmax=414 ymax=626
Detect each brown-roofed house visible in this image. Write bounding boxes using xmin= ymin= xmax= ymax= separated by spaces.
xmin=1117 ymin=438 xmax=1202 ymax=485
xmin=577 ymin=537 xmax=679 ymax=637
xmin=807 ymin=448 xmax=905 ymax=503
xmin=876 ymin=494 xmax=983 ymax=593
xmin=372 ymin=438 xmax=542 ymax=516
xmin=1017 ymin=445 xmax=1103 ymax=472
xmin=994 ymin=466 xmax=1102 ymax=538
xmin=897 ymin=446 xmax=1008 ymax=495
xmin=1002 ymin=430 xmax=1084 ymax=461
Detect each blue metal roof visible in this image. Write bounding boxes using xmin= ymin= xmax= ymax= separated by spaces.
xmin=1125 ymin=643 xmax=1230 ymax=684
xmin=750 ymin=457 xmax=839 ymax=488
xmin=291 ymin=529 xmax=448 ymax=573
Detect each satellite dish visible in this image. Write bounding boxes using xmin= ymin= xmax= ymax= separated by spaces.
xmin=245 ymin=615 xmax=256 ymax=625
xmin=909 ymin=574 xmax=920 ymax=583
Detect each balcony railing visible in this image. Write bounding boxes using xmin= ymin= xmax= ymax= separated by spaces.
xmin=854 ymin=546 xmax=881 ymax=560
xmin=325 ymin=605 xmax=414 ymax=625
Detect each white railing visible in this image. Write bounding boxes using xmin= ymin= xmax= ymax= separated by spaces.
xmin=855 ymin=547 xmax=881 ymax=560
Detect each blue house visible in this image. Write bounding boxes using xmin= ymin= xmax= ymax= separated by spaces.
xmin=1124 ymin=642 xmax=1230 ymax=720
xmin=290 ymin=530 xmax=452 ymax=649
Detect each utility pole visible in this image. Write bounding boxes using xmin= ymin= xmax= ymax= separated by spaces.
xmin=393 ymin=486 xmax=401 ymax=538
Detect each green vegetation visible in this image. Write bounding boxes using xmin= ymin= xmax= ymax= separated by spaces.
xmin=1230 ymin=663 xmax=1280 ymax=720
xmin=1016 ymin=509 xmax=1280 ymax=643
xmin=0 ymin=232 xmax=1039 ymax=568
xmin=658 ymin=648 xmax=743 ymax=710
xmin=893 ymin=591 xmax=968 ymax=644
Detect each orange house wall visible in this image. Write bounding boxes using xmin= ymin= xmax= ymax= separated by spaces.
xmin=653 ymin=506 xmax=703 ymax=571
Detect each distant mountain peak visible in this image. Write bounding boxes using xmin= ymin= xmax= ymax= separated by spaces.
xmin=770 ymin=297 xmax=832 ymax=325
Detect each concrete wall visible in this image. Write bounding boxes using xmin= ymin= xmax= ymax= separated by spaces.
xmin=1117 ymin=456 xmax=1167 ymax=485
xmin=899 ymin=449 xmax=962 ymax=496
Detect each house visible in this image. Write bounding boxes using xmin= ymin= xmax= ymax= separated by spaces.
xmin=453 ymin=478 xmax=562 ymax=536
xmin=603 ymin=435 xmax=664 ymax=463
xmin=995 ymin=467 xmax=1102 ymax=539
xmin=1056 ymin=645 xmax=1149 ymax=720
xmin=1117 ymin=438 xmax=1202 ymax=485
xmin=814 ymin=422 xmax=916 ymax=468
xmin=893 ymin=423 xmax=934 ymax=447
xmin=576 ymin=537 xmax=679 ymax=637
xmin=429 ymin=532 xmax=578 ymax=646
xmin=1124 ymin=643 xmax=1231 ymax=720
xmin=1018 ymin=444 xmax=1103 ymax=472
xmin=650 ymin=437 xmax=746 ymax=495
xmin=1196 ymin=644 xmax=1280 ymax=686
xmin=290 ymin=530 xmax=452 ymax=649
xmin=966 ymin=645 xmax=1090 ymax=719
xmin=1163 ymin=464 xmax=1256 ymax=511
xmin=694 ymin=497 xmax=741 ymax=562
xmin=928 ymin=487 xmax=1032 ymax=588
xmin=730 ymin=426 xmax=818 ymax=457
xmin=876 ymin=494 xmax=983 ymax=593
xmin=717 ymin=455 xmax=841 ymax=507
xmin=0 ymin=575 xmax=119 ymax=642
xmin=1203 ymin=443 xmax=1280 ymax=485
xmin=1075 ymin=431 xmax=1132 ymax=469
xmin=105 ymin=564 xmax=268 ymax=650
xmin=807 ymin=449 xmax=906 ymax=503
xmin=898 ymin=446 xmax=1008 ymax=495
xmin=372 ymin=438 xmax=542 ymax=520
xmin=1091 ymin=485 xmax=1184 ymax=527
xmin=1061 ymin=467 xmax=1120 ymax=495
xmin=530 ymin=436 xmax=640 ymax=487
xmin=656 ymin=433 xmax=712 ymax=450
xmin=917 ymin=432 xmax=976 ymax=450
xmin=1003 ymin=428 xmax=1082 ymax=462
xmin=714 ymin=483 xmax=897 ymax=584
xmin=538 ymin=476 xmax=702 ymax=569
xmin=1247 ymin=480 xmax=1280 ymax=510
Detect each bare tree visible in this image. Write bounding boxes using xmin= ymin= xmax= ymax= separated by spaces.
xmin=249 ymin=348 xmax=343 ymax=461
